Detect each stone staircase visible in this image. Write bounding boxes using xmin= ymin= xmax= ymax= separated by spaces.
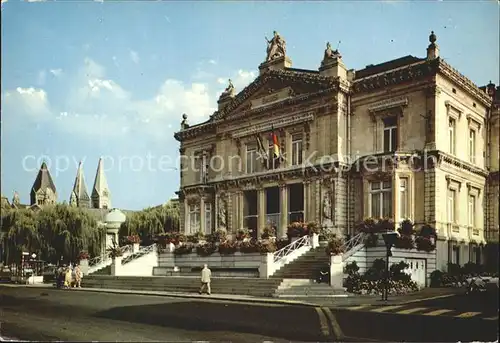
xmin=90 ymin=244 xmax=157 ymax=276
xmin=81 ymin=275 xmax=284 ymax=297
xmin=272 ymin=246 xmax=330 ymax=279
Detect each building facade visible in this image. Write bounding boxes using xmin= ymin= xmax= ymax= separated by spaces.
xmin=174 ymin=31 xmax=499 ymax=270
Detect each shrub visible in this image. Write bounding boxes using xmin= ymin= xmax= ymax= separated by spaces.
xmin=208 ymin=229 xmax=227 ymax=243
xmin=376 ymin=217 xmax=395 ymax=232
xmin=395 ymin=235 xmax=415 ymax=250
xmin=356 ymin=217 xmax=378 ymax=234
xmin=235 ymin=228 xmax=250 ymax=241
xmin=307 ymin=221 xmax=320 ymax=235
xmin=398 ymin=219 xmax=415 ymax=236
xmin=319 ymin=227 xmax=336 ymax=242
xmin=258 ymin=240 xmax=277 ymax=254
xmin=239 ymin=240 xmax=259 ymax=253
xmin=187 ymin=231 xmax=206 ymax=244
xmin=430 ymin=270 xmax=444 ymax=287
xmin=218 ymin=240 xmax=238 ymax=255
xmin=196 ymin=243 xmax=217 ymax=257
xmin=126 ymin=235 xmax=141 ymax=244
xmin=287 ymin=222 xmax=308 ymax=238
xmin=275 ymin=238 xmax=290 ymax=250
xmin=174 ymin=244 xmax=193 ymax=255
xmin=325 ymin=235 xmax=345 ymax=256
xmin=107 ymin=243 xmax=123 ymax=258
xmin=415 ymin=236 xmax=436 ymax=252
xmin=261 ymin=226 xmax=276 ymax=239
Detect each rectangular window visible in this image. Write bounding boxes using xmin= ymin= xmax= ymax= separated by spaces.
xmin=448 ymin=118 xmax=456 ymax=155
xmin=246 ymin=146 xmax=258 ymax=174
xmin=383 ymin=117 xmax=398 ymax=152
xmin=452 ymin=246 xmax=460 ymax=265
xmin=447 ymin=189 xmax=456 ymax=223
xmin=194 ymin=154 xmax=206 ymax=183
xmin=204 ymin=202 xmax=212 ymax=234
xmin=469 ymin=129 xmax=476 ymax=164
xmin=188 ymin=204 xmax=200 ymax=234
xmin=243 ymin=190 xmax=258 ymax=239
xmin=399 ymin=178 xmax=408 ymax=221
xmin=291 ymin=134 xmax=303 ymax=166
xmin=288 ymin=183 xmax=304 ymax=223
xmin=369 ymin=180 xmax=392 ymax=218
xmin=468 ymin=194 xmax=475 ymax=227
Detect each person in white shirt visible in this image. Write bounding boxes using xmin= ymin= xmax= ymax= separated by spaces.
xmin=199 ymin=264 xmax=212 ymax=295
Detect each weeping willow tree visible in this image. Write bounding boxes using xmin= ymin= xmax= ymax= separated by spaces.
xmin=1 ymin=209 xmax=39 ymax=264
xmin=120 ymin=200 xmax=180 ymax=244
xmin=1 ymin=204 xmax=103 ymax=264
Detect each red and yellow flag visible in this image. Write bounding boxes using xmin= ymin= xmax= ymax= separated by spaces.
xmin=271 ymin=130 xmax=280 ymax=159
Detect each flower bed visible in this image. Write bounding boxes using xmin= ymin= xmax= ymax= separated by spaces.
xmin=344 ymin=260 xmax=419 ymax=295
xmin=287 ymin=221 xmax=319 ymax=238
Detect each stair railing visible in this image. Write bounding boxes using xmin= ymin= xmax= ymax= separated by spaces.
xmin=122 ymin=243 xmax=156 ymax=265
xmin=273 ymin=235 xmax=311 ymax=265
xmin=341 ymin=232 xmax=366 ymax=261
xmin=88 ymin=244 xmax=132 ymax=273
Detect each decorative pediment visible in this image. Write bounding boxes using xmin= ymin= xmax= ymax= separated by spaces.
xmin=212 ymin=69 xmax=338 ymax=121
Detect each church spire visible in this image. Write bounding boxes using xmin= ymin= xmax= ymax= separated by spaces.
xmin=91 ymin=157 xmax=111 ymax=209
xmin=30 ymin=161 xmax=57 ymax=207
xmin=70 ymin=161 xmax=90 ymax=208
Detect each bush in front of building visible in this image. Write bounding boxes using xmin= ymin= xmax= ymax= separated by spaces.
xmin=235 ymin=228 xmax=250 ymax=241
xmin=218 ymin=240 xmax=238 ymax=255
xmin=286 ymin=221 xmax=309 ymax=238
xmin=344 ymin=260 xmax=419 ymax=295
xmin=173 ymin=244 xmax=194 ymax=255
xmin=325 ymin=235 xmax=345 ymax=256
xmin=261 ymin=226 xmax=276 ymax=239
xmin=196 ymin=242 xmax=217 ymax=257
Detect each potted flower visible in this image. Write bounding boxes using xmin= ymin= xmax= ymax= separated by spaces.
xmin=208 ymin=229 xmax=227 ymax=245
xmin=261 ymin=225 xmax=277 ymax=240
xmin=107 ymin=243 xmax=123 ymax=260
xmin=326 ymin=235 xmax=345 ymax=255
xmin=196 ymin=242 xmax=217 ymax=256
xmin=236 ymin=228 xmax=250 ymax=241
xmin=78 ymin=251 xmax=90 ymax=261
xmin=356 ymin=218 xmax=378 ymax=247
xmin=395 ymin=219 xmax=415 ymax=250
xmin=258 ymin=240 xmax=277 ymax=254
xmin=218 ymin=240 xmax=238 ymax=255
xmin=287 ymin=222 xmax=307 ymax=241
xmin=239 ymin=240 xmax=259 ymax=253
xmin=174 ymin=244 xmax=194 ymax=255
xmin=127 ymin=235 xmax=141 ymax=253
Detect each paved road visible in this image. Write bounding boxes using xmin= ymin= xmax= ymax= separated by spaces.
xmin=0 ymin=286 xmax=326 ymax=342
xmin=0 ymin=285 xmax=497 ymax=342
xmin=334 ymin=292 xmax=498 ymax=341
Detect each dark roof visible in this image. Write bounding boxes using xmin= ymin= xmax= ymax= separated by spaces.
xmin=285 ymin=67 xmax=319 ymax=74
xmin=355 ymin=55 xmax=425 ymax=79
xmin=31 ymin=162 xmax=57 ymax=193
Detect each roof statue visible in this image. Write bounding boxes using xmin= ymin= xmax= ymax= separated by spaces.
xmin=181 ymin=113 xmax=189 ymax=130
xmin=265 ymin=31 xmax=287 ymax=62
xmin=12 ymin=191 xmax=20 ymax=205
xmin=221 ymin=79 xmax=235 ymax=97
xmin=323 ymin=41 xmax=341 ymax=61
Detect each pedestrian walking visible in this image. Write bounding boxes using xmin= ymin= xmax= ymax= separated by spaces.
xmin=199 ymin=264 xmax=211 ymax=295
xmin=64 ymin=267 xmax=72 ymax=289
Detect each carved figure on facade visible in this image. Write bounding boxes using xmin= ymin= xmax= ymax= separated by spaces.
xmin=217 ymin=196 xmax=228 ymax=229
xmin=322 ymin=192 xmax=332 ymax=220
xmin=180 ymin=113 xmax=189 ymax=130
xmin=12 ymin=191 xmax=20 ymax=206
xmin=265 ymin=31 xmax=287 ymax=62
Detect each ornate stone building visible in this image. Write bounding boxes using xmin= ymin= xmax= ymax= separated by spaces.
xmin=174 ymin=31 xmax=499 ymax=269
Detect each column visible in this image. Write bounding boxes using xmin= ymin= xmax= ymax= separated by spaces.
xmin=199 ymin=196 xmax=205 ymax=233
xmin=184 ymin=198 xmax=190 ymax=234
xmin=303 ymin=181 xmax=309 ymax=222
xmin=214 ymin=193 xmax=219 ymax=229
xmin=279 ymin=184 xmax=288 ymax=238
xmin=237 ymin=191 xmax=244 ymax=230
xmin=315 ymin=179 xmax=321 ymax=223
xmin=257 ymin=188 xmax=266 ymax=236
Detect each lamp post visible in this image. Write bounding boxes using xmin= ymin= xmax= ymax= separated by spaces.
xmin=381 ymin=231 xmax=399 ymax=302
xmin=31 ymin=253 xmax=37 ymax=284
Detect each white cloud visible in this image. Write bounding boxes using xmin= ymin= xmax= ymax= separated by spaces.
xmin=129 ymin=50 xmax=140 ymax=64
xmin=208 ymin=59 xmax=217 ymax=65
xmin=49 ymin=68 xmax=62 ymax=77
xmin=37 ymin=70 xmax=46 ymax=85
xmin=2 ymin=58 xmax=217 ymax=142
xmin=216 ymin=69 xmax=257 ymax=97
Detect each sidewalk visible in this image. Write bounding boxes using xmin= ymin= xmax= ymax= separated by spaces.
xmin=0 ymin=282 xmax=459 ymax=308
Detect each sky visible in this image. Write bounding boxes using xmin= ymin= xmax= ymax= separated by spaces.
xmin=1 ymin=0 xmax=499 ymax=211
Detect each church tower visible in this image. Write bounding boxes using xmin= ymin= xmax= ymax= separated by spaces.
xmin=70 ymin=161 xmax=91 ymax=208
xmin=91 ymin=158 xmax=111 ymax=209
xmin=30 ymin=161 xmax=57 ymax=207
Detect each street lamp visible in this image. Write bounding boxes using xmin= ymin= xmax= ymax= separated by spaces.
xmin=31 ymin=253 xmax=37 ymax=284
xmin=381 ymin=231 xmax=399 ymax=302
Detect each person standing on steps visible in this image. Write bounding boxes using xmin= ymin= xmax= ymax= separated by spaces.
xmin=199 ymin=264 xmax=212 ymax=295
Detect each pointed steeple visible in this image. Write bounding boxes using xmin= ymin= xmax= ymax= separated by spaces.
xmin=30 ymin=161 xmax=58 ymax=206
xmin=91 ymin=157 xmax=111 ymax=209
xmin=70 ymin=161 xmax=91 ymax=208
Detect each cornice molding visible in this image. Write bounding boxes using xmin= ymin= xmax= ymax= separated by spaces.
xmin=232 ymin=111 xmax=315 ymax=138
xmin=368 ymin=97 xmax=409 ymax=113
